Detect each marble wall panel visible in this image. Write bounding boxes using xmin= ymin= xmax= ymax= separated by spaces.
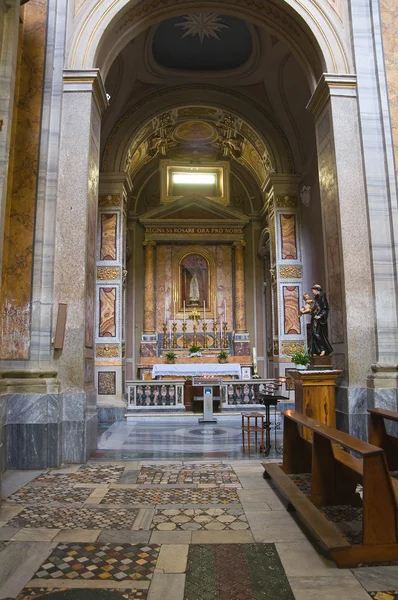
xmin=99 ymin=287 xmax=116 ymax=337
xmin=0 ymin=0 xmax=47 ymax=359
xmin=318 ymin=138 xmax=345 ymax=344
xmin=380 ymin=0 xmax=398 ymax=182
xmin=280 ymin=214 xmax=297 ymax=260
xmin=100 ymin=213 xmax=117 ymax=260
xmin=85 ymin=147 xmax=99 ymax=349
xmin=98 ymin=371 xmax=116 ymax=395
xmin=283 ymin=286 xmax=301 ymax=335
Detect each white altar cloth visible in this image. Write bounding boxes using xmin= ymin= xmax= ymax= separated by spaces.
xmin=152 ymin=363 xmax=241 ymax=378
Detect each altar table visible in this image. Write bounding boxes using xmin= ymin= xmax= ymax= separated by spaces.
xmin=152 ymin=363 xmax=241 ymax=378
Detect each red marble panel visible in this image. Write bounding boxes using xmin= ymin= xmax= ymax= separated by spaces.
xmin=100 ymin=214 xmax=117 ymax=261
xmin=99 ymin=287 xmax=116 ymax=337
xmin=280 ymin=214 xmax=297 ymax=260
xmin=283 ymin=286 xmax=301 ymax=335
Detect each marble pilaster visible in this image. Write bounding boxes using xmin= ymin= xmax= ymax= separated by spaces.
xmin=141 ymin=240 xmax=158 ymax=358
xmin=233 ymin=241 xmax=250 ymax=356
xmin=95 ymin=172 xmax=132 ymax=411
xmin=0 ymin=1 xmax=20 ymax=282
xmin=262 ymin=175 xmax=305 ymax=378
xmin=308 ymin=75 xmax=376 ymax=436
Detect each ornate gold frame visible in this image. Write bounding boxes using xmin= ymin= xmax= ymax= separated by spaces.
xmin=171 ymin=245 xmax=217 ymax=319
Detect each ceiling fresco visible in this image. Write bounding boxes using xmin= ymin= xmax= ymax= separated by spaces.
xmin=152 ymin=13 xmax=253 ymax=71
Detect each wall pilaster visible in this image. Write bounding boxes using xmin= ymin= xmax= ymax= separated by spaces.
xmin=95 ymin=172 xmax=132 ymax=411
xmin=263 ymin=175 xmax=306 ymax=376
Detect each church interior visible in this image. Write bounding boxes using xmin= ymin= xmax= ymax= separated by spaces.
xmin=0 ymin=0 xmax=398 ymax=598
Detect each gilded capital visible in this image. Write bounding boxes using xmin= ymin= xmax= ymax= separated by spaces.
xmin=143 ymin=240 xmax=156 ymax=248
xmin=233 ymin=240 xmax=246 ymax=249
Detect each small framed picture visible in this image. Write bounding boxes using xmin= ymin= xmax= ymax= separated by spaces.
xmin=241 ymin=366 xmax=251 ymax=379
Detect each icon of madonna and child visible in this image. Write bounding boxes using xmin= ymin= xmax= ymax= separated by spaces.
xmin=299 ymin=284 xmax=333 ymax=356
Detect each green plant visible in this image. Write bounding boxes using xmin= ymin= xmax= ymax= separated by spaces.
xmin=189 ymin=344 xmax=202 ymax=354
xmin=217 ymin=350 xmax=229 ymax=359
xmin=290 ymin=351 xmax=310 ymax=366
xmin=165 ymin=350 xmax=177 ymax=360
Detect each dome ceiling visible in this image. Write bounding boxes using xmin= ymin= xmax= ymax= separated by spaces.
xmin=152 ymin=14 xmax=253 ymax=71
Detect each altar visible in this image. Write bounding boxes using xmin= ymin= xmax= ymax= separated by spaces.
xmin=152 ymin=363 xmax=242 ymax=378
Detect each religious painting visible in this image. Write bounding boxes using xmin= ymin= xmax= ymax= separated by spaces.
xmin=180 ymin=254 xmax=208 ymax=307
xmin=99 ymin=287 xmax=116 ymax=337
xmin=100 ymin=213 xmax=117 ymax=261
xmin=280 ymin=214 xmax=297 ymax=260
xmin=283 ymin=286 xmax=301 ymax=335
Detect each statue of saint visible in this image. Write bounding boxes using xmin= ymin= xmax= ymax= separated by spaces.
xmin=310 ymin=284 xmax=333 ymax=356
xmin=189 ymin=272 xmax=200 ymax=305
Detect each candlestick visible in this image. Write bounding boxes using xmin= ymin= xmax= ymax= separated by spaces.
xmin=252 ymin=347 xmax=257 ymax=361
xmin=172 ymin=322 xmax=177 ymax=348
xmin=169 ymin=322 xmax=172 ymax=348
xmin=212 ymin=320 xmax=218 ymax=349
xmin=203 ymin=301 xmax=206 ymax=320
xmin=174 ymin=301 xmax=176 ymax=321
xmin=162 ymin=322 xmax=168 ymax=349
xmin=164 ymin=303 xmax=167 ymax=324
xmin=223 ymin=321 xmax=228 ymax=349
xmin=224 ymin=300 xmax=227 ymax=323
xmin=202 ymin=321 xmax=208 ymax=349
xmin=183 ymin=301 xmax=186 ymax=322
xmin=214 ymin=296 xmax=217 ymax=320
xmin=182 ymin=320 xmax=187 ymax=348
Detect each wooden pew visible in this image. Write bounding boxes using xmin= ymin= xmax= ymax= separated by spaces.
xmin=368 ymin=408 xmax=398 ymax=471
xmin=263 ymin=409 xmax=398 ymax=567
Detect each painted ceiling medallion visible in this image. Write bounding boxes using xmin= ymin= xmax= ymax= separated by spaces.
xmin=175 ymin=13 xmax=229 ymax=43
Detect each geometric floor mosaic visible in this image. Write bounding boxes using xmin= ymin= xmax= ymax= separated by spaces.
xmin=8 ymin=486 xmax=94 ymax=504
xmin=184 ymin=543 xmax=294 ymax=600
xmin=137 ymin=467 xmax=240 ymax=486
xmin=151 ymin=507 xmax=249 ymax=531
xmin=7 ymin=506 xmax=140 ymax=530
xmin=287 ymin=473 xmax=311 ymax=495
xmin=319 ymin=504 xmax=363 ymax=545
xmin=17 ymin=589 xmax=148 ymax=599
xmin=32 ymin=466 xmax=125 ymax=486
xmin=100 ymin=488 xmax=240 ymax=505
xmin=33 ymin=544 xmax=160 ymax=581
xmin=368 ymin=594 xmax=398 ymax=600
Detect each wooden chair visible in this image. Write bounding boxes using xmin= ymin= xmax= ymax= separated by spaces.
xmin=263 ymin=409 xmax=398 ymax=567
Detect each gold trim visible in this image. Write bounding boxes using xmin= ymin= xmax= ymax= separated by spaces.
xmin=279 ymin=266 xmax=302 ymax=279
xmin=96 ymin=344 xmax=120 ymax=358
xmin=99 ymin=194 xmax=121 ymax=207
xmin=281 ymin=341 xmax=305 ymax=356
xmin=276 ymin=196 xmax=297 ymax=208
xmin=97 ymin=267 xmax=120 ymax=280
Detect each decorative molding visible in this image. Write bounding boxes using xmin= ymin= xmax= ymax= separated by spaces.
xmin=99 ymin=194 xmax=121 ymax=207
xmin=276 ymin=195 xmax=297 ymax=208
xmin=97 ymin=267 xmax=120 ymax=280
xmin=281 ymin=341 xmax=305 ymax=356
xmin=96 ymin=344 xmax=120 ymax=358
xmin=279 ymin=266 xmax=302 ymax=279
xmin=273 ymin=341 xmax=279 ymax=355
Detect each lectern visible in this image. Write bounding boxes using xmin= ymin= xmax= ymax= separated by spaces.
xmin=193 ymin=377 xmax=221 ymax=424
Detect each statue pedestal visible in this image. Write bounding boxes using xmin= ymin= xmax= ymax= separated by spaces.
xmin=310 ymin=355 xmax=333 ymax=369
xmin=292 ymin=369 xmax=342 ymax=441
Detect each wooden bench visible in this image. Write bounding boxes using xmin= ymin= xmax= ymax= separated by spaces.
xmin=368 ymin=408 xmax=398 ymax=472
xmin=263 ymin=409 xmax=398 ymax=567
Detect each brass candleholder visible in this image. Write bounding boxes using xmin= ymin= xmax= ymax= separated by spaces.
xmin=162 ymin=322 xmax=168 ymax=349
xmin=182 ymin=321 xmax=187 ymax=348
xmin=202 ymin=321 xmax=208 ymax=348
xmin=193 ymin=323 xmax=198 ymax=347
xmin=212 ymin=320 xmax=218 ymax=348
xmin=172 ymin=322 xmax=177 ymax=349
xmin=223 ymin=321 xmax=229 ymax=349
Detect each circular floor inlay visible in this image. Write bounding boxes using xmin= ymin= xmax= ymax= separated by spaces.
xmin=189 ymin=428 xmax=226 ymax=436
xmin=174 ymin=426 xmax=241 ymax=440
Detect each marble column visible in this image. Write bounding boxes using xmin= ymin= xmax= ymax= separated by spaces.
xmin=262 ymin=175 xmax=305 ymax=379
xmin=0 ymin=1 xmax=20 ymax=281
xmin=350 ymin=0 xmax=398 ymax=421
xmin=140 ymin=241 xmax=157 ymax=357
xmin=233 ymin=240 xmax=250 ymax=355
xmin=307 ymin=75 xmax=376 ymax=438
xmin=95 ymin=172 xmax=132 ymax=420
xmin=233 ymin=241 xmax=247 ymax=333
xmin=51 ymin=69 xmax=107 ymax=462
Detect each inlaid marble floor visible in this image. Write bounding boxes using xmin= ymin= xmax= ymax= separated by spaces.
xmin=0 ymin=428 xmax=397 ymax=598
xmin=93 ymin=415 xmax=282 ymax=461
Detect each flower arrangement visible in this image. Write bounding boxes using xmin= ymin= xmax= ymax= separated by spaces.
xmin=165 ymin=351 xmax=177 ymax=363
xmin=217 ymin=350 xmax=229 ymax=363
xmin=189 ymin=344 xmax=202 ymax=357
xmin=290 ymin=351 xmax=310 ymax=367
